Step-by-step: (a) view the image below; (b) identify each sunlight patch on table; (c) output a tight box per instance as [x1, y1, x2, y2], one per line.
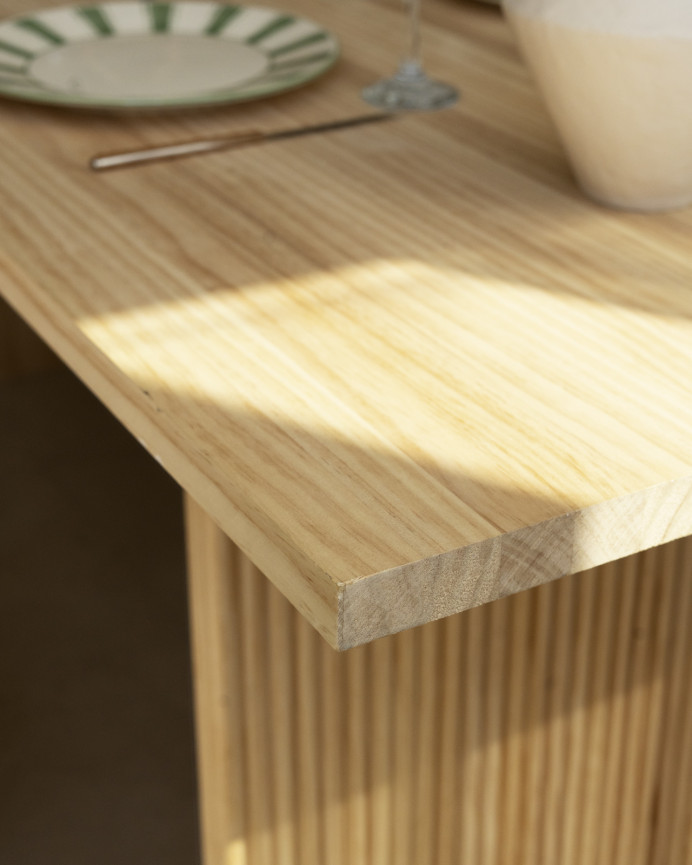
[77, 256, 692, 520]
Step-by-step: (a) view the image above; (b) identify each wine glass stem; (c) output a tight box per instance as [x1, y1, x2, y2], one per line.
[402, 0, 422, 72]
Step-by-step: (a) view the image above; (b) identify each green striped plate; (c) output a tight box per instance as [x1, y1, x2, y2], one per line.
[0, 2, 339, 108]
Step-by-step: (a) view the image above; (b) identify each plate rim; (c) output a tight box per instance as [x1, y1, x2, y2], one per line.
[0, 0, 340, 109]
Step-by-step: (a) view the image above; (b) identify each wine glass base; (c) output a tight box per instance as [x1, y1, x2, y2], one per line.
[362, 65, 458, 111]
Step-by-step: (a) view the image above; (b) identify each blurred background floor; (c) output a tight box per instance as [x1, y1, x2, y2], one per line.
[0, 367, 200, 865]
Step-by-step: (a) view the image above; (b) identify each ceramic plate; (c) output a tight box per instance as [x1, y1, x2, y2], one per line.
[0, 1, 339, 108]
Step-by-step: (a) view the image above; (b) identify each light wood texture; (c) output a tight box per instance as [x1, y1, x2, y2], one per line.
[2, 0, 692, 645]
[185, 495, 692, 865]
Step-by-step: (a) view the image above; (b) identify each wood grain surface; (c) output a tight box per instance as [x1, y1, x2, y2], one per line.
[186, 495, 692, 865]
[1, 0, 692, 646]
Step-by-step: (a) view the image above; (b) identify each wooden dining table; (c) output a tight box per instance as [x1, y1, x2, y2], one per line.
[1, 0, 691, 863]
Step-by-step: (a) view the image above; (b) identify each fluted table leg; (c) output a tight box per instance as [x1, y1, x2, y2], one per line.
[184, 493, 692, 865]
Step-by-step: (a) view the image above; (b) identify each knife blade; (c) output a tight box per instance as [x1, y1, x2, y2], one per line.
[90, 112, 393, 172]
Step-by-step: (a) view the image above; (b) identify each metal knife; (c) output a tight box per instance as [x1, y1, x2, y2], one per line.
[90, 112, 393, 172]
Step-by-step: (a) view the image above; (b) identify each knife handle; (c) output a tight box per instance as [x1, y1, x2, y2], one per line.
[90, 130, 264, 171]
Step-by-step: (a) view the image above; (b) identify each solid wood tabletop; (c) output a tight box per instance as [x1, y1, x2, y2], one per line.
[2, 0, 692, 648]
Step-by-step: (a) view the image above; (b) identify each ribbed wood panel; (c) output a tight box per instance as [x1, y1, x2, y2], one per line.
[185, 496, 692, 865]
